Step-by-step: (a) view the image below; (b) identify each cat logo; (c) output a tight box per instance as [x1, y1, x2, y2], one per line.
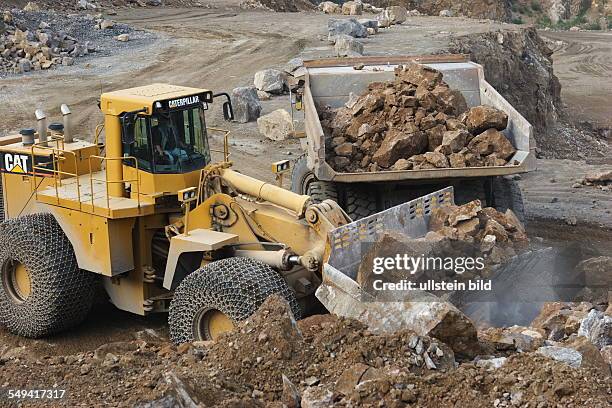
[4, 153, 30, 174]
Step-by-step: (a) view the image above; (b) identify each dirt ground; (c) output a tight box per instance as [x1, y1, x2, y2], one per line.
[0, 3, 611, 405]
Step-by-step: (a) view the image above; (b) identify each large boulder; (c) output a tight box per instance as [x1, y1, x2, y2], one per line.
[230, 86, 262, 123]
[467, 129, 516, 160]
[257, 109, 293, 141]
[386, 6, 408, 24]
[358, 19, 379, 32]
[254, 69, 287, 95]
[334, 34, 364, 57]
[372, 127, 427, 168]
[464, 105, 508, 134]
[328, 18, 368, 40]
[375, 10, 392, 28]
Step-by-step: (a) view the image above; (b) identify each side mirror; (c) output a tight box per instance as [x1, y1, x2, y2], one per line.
[120, 114, 136, 145]
[222, 101, 234, 122]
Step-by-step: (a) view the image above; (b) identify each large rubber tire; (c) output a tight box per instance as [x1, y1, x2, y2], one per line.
[344, 185, 379, 220]
[0, 213, 97, 338]
[454, 177, 526, 224]
[290, 155, 313, 195]
[169, 257, 301, 344]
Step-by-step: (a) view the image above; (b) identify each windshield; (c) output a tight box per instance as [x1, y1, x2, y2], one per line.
[123, 107, 210, 174]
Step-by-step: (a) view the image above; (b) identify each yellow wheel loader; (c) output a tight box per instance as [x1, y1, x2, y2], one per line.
[0, 83, 466, 343]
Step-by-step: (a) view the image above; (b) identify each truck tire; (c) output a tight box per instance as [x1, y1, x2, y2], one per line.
[169, 257, 301, 344]
[453, 178, 525, 224]
[0, 213, 96, 338]
[344, 185, 378, 220]
[290, 155, 314, 195]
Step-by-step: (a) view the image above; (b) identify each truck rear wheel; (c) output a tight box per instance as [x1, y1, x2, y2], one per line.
[0, 213, 96, 338]
[344, 185, 379, 220]
[169, 257, 301, 344]
[290, 155, 340, 205]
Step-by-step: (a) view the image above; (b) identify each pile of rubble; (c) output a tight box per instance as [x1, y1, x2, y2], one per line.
[321, 64, 518, 173]
[0, 8, 141, 75]
[239, 0, 316, 12]
[1, 295, 609, 407]
[573, 169, 612, 191]
[428, 200, 529, 264]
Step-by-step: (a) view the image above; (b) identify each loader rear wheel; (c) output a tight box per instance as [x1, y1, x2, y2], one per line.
[0, 213, 97, 338]
[169, 257, 301, 344]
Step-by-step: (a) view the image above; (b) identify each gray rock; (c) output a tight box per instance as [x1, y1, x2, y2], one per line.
[334, 34, 363, 57]
[387, 6, 408, 24]
[17, 59, 32, 73]
[231, 86, 262, 123]
[62, 57, 74, 66]
[328, 18, 367, 41]
[439, 9, 454, 17]
[536, 346, 582, 368]
[146, 0, 162, 5]
[254, 69, 287, 95]
[77, 0, 98, 10]
[358, 19, 379, 32]
[284, 57, 303, 73]
[301, 387, 333, 408]
[475, 356, 507, 370]
[578, 309, 611, 349]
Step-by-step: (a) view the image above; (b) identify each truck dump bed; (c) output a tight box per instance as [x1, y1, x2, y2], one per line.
[302, 55, 536, 183]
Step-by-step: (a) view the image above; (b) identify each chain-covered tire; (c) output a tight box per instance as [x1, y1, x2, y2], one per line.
[169, 257, 301, 344]
[344, 185, 379, 220]
[0, 213, 97, 338]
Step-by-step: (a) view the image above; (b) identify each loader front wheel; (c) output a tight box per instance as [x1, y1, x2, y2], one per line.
[0, 213, 97, 338]
[169, 257, 301, 344]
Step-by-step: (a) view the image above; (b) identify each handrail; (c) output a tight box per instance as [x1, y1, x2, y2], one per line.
[87, 155, 141, 216]
[207, 127, 231, 162]
[30, 137, 80, 210]
[94, 123, 105, 146]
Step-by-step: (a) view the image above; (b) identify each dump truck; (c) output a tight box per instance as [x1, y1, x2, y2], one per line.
[0, 83, 468, 343]
[290, 55, 536, 220]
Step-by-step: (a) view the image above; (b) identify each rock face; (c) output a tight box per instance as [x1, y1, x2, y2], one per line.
[328, 18, 368, 40]
[257, 109, 293, 141]
[334, 34, 363, 57]
[231, 86, 262, 123]
[254, 68, 287, 95]
[320, 64, 517, 173]
[450, 27, 562, 143]
[366, 0, 511, 21]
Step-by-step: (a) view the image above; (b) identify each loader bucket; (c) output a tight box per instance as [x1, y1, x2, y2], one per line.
[316, 187, 579, 331]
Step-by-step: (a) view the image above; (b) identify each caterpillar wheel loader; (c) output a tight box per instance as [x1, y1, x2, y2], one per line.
[0, 83, 493, 344]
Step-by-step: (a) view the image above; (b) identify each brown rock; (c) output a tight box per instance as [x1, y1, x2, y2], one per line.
[456, 218, 480, 237]
[416, 86, 437, 110]
[445, 118, 467, 131]
[429, 206, 453, 230]
[449, 152, 466, 168]
[331, 136, 346, 148]
[432, 85, 468, 115]
[423, 151, 449, 168]
[396, 63, 443, 90]
[391, 158, 412, 170]
[334, 142, 355, 157]
[468, 129, 516, 160]
[426, 124, 446, 151]
[437, 130, 468, 154]
[447, 200, 482, 226]
[465, 105, 508, 134]
[566, 337, 611, 376]
[484, 153, 507, 167]
[531, 302, 569, 334]
[335, 363, 370, 395]
[482, 219, 509, 242]
[419, 113, 437, 130]
[584, 170, 612, 184]
[333, 156, 350, 170]
[372, 127, 427, 168]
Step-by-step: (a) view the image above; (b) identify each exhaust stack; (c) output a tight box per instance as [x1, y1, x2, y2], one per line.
[35, 109, 47, 146]
[20, 128, 35, 146]
[60, 104, 73, 143]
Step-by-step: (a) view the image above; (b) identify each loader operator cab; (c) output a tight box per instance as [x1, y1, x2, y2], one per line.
[121, 100, 211, 174]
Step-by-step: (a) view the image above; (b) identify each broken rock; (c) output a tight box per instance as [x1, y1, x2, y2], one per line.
[464, 105, 508, 134]
[372, 128, 427, 168]
[334, 34, 364, 57]
[386, 6, 408, 24]
[342, 1, 363, 16]
[467, 129, 516, 160]
[257, 109, 293, 141]
[319, 1, 341, 14]
[536, 346, 582, 368]
[578, 309, 611, 349]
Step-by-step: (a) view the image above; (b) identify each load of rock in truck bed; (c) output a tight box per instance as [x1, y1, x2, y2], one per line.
[320, 63, 519, 173]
